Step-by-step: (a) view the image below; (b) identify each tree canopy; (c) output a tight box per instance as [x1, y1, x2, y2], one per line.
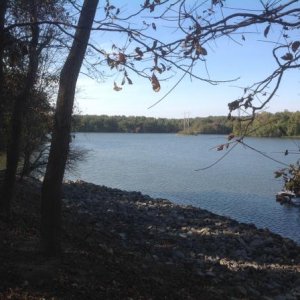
[73, 111, 300, 137]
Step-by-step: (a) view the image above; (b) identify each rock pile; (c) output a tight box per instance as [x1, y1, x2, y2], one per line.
[62, 180, 300, 299]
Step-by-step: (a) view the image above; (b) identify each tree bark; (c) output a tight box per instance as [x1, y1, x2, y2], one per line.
[0, 1, 8, 149]
[0, 0, 7, 90]
[0, 2, 39, 216]
[40, 0, 98, 256]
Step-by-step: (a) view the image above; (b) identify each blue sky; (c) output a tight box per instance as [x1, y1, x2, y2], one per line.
[75, 0, 299, 118]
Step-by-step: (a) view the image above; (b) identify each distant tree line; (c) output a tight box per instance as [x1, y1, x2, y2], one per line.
[182, 116, 233, 135]
[72, 115, 182, 133]
[73, 111, 300, 137]
[236, 111, 300, 137]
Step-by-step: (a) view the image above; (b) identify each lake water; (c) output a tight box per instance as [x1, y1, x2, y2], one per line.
[67, 133, 300, 244]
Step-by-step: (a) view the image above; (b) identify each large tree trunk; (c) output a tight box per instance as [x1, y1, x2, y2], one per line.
[0, 2, 39, 216]
[40, 0, 98, 256]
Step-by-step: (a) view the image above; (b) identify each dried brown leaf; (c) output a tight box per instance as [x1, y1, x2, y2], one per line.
[154, 66, 162, 74]
[196, 45, 207, 56]
[199, 46, 207, 55]
[291, 41, 300, 53]
[143, 0, 150, 8]
[264, 24, 271, 38]
[281, 53, 293, 61]
[274, 171, 283, 178]
[135, 47, 143, 57]
[154, 55, 158, 66]
[151, 73, 160, 92]
[125, 71, 133, 84]
[151, 40, 158, 50]
[118, 53, 126, 64]
[228, 133, 235, 141]
[113, 82, 122, 91]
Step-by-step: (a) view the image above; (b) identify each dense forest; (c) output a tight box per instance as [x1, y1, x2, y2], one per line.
[73, 111, 300, 137]
[241, 111, 300, 137]
[72, 115, 182, 133]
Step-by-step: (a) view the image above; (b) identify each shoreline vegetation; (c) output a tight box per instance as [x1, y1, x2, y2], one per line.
[73, 111, 300, 137]
[1, 177, 299, 299]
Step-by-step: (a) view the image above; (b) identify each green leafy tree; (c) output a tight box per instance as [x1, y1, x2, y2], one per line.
[0, 0, 69, 216]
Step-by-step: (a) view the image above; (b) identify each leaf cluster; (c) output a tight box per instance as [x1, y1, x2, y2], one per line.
[275, 161, 300, 194]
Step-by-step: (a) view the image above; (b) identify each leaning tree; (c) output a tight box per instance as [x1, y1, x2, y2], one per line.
[39, 0, 233, 255]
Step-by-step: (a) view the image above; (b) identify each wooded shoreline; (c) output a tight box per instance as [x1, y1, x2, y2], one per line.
[73, 111, 300, 137]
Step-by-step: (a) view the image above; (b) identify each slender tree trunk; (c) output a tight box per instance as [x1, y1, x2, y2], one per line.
[20, 149, 31, 180]
[0, 1, 7, 149]
[0, 2, 39, 216]
[40, 0, 98, 256]
[0, 0, 7, 89]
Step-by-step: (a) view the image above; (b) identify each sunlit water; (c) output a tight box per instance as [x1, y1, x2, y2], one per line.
[67, 133, 300, 244]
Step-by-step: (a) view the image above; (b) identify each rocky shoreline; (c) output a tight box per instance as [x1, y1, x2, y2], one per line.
[1, 178, 300, 299]
[63, 180, 300, 299]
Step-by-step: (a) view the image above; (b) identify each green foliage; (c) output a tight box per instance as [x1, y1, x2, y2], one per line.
[188, 116, 233, 135]
[73, 111, 300, 137]
[73, 115, 182, 133]
[233, 111, 300, 137]
[73, 115, 234, 134]
[275, 161, 300, 194]
[19, 90, 54, 177]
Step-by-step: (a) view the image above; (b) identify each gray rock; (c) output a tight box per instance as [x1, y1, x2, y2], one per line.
[234, 249, 248, 260]
[172, 250, 185, 259]
[59, 179, 300, 298]
[119, 233, 127, 240]
[249, 238, 265, 248]
[274, 295, 288, 300]
[236, 286, 247, 296]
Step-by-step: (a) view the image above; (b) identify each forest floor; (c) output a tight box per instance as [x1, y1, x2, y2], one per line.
[0, 178, 300, 300]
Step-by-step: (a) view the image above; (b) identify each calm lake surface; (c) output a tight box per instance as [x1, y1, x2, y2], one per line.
[68, 133, 300, 244]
